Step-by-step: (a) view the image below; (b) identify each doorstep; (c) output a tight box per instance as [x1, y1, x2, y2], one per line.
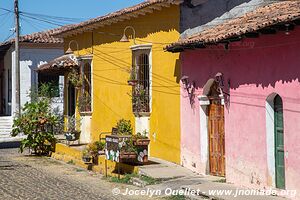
[139, 157, 199, 180]
[182, 182, 287, 200]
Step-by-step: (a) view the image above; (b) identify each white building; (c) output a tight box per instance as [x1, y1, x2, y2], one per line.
[0, 30, 64, 142]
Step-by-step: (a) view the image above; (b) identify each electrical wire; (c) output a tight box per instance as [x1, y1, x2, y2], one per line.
[2, 32, 15, 42]
[20, 13, 65, 27]
[19, 11, 86, 23]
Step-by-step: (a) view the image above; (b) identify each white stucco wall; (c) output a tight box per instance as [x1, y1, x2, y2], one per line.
[3, 46, 13, 116]
[8, 47, 64, 115]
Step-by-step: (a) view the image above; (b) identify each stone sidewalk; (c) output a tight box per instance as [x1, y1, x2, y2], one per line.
[0, 148, 154, 200]
[142, 157, 290, 200]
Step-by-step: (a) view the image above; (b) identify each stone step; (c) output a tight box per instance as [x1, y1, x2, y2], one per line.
[0, 124, 13, 127]
[0, 127, 12, 132]
[0, 123, 13, 128]
[0, 130, 12, 133]
[0, 121, 13, 125]
[0, 120, 13, 123]
[0, 133, 11, 136]
[0, 116, 13, 120]
[0, 124, 12, 127]
[0, 132, 10, 137]
[0, 135, 25, 143]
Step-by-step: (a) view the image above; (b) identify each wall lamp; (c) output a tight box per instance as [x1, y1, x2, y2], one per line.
[65, 40, 79, 55]
[181, 75, 195, 104]
[215, 72, 230, 96]
[120, 26, 136, 45]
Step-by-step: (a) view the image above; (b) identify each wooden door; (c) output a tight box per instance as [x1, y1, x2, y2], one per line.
[208, 99, 225, 176]
[68, 82, 76, 116]
[274, 95, 285, 189]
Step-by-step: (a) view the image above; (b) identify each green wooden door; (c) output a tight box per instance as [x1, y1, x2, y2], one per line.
[274, 95, 285, 189]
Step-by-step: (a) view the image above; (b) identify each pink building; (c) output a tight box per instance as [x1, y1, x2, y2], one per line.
[167, 1, 300, 199]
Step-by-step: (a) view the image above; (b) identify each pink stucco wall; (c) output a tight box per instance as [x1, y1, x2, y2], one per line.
[180, 27, 300, 198]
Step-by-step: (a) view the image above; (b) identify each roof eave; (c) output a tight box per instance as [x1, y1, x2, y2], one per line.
[53, 0, 182, 38]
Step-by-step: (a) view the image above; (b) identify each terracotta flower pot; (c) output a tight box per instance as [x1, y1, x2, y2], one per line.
[82, 156, 92, 163]
[134, 139, 150, 146]
[119, 152, 137, 159]
[65, 131, 80, 141]
[127, 80, 138, 86]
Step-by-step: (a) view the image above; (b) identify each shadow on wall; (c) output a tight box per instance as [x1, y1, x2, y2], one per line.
[174, 59, 181, 84]
[181, 39, 300, 93]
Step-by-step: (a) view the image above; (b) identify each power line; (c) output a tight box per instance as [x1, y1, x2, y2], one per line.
[20, 11, 86, 22]
[2, 31, 15, 42]
[20, 13, 65, 27]
[0, 11, 10, 16]
[0, 7, 13, 12]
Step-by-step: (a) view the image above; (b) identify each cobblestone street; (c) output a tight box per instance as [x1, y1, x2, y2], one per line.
[0, 148, 154, 200]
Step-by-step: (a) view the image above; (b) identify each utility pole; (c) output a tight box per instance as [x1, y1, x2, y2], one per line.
[14, 0, 21, 115]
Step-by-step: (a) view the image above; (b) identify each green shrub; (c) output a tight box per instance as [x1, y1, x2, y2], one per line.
[11, 85, 60, 155]
[116, 119, 133, 135]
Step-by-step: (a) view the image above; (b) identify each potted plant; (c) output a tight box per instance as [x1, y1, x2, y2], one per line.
[68, 68, 82, 89]
[87, 141, 106, 164]
[95, 141, 106, 155]
[116, 119, 133, 136]
[133, 130, 150, 163]
[82, 148, 92, 163]
[64, 115, 80, 142]
[78, 92, 91, 113]
[133, 131, 150, 146]
[127, 68, 138, 86]
[119, 138, 137, 161]
[132, 86, 149, 114]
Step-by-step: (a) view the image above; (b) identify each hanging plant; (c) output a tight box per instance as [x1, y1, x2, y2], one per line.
[132, 86, 149, 113]
[127, 67, 138, 86]
[68, 68, 82, 88]
[78, 92, 91, 113]
[64, 115, 81, 141]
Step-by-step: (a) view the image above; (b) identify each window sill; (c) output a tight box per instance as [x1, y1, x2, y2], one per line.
[133, 112, 150, 117]
[80, 111, 92, 116]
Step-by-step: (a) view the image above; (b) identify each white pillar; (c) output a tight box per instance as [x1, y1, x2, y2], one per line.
[198, 95, 210, 174]
[11, 50, 16, 116]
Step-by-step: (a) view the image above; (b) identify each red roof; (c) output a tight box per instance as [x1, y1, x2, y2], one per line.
[36, 54, 78, 75]
[52, 0, 181, 37]
[166, 1, 300, 51]
[0, 29, 63, 48]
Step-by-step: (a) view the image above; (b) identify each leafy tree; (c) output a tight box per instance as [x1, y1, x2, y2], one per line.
[11, 83, 60, 155]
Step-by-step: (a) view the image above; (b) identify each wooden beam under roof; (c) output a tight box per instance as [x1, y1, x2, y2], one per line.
[244, 32, 259, 38]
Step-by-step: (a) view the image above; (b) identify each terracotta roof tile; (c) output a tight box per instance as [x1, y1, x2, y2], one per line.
[37, 54, 78, 75]
[0, 29, 63, 48]
[52, 0, 180, 37]
[166, 1, 300, 51]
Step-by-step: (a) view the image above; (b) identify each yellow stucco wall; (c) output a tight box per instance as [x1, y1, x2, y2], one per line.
[65, 5, 181, 164]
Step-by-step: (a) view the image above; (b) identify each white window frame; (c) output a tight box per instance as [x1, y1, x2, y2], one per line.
[130, 44, 152, 114]
[78, 55, 93, 114]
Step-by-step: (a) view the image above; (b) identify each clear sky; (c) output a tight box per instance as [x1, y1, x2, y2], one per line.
[0, 0, 144, 42]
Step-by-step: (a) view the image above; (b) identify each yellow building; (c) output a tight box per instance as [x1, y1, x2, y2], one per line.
[51, 0, 181, 164]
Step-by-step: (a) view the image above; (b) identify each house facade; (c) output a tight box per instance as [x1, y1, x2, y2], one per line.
[49, 0, 182, 163]
[167, 0, 300, 198]
[0, 31, 64, 142]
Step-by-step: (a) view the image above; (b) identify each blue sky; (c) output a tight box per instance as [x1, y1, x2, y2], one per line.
[0, 0, 144, 42]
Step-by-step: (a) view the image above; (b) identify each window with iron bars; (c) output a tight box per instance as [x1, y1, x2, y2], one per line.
[79, 62, 92, 112]
[132, 52, 150, 114]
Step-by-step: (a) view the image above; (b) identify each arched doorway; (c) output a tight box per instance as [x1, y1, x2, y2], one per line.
[274, 95, 285, 189]
[207, 81, 225, 176]
[266, 93, 285, 189]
